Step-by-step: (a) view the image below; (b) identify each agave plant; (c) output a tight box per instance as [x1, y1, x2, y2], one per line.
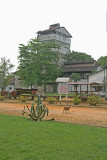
[22, 96, 49, 121]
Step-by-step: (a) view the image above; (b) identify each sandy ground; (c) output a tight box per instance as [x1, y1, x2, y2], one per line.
[0, 100, 107, 128]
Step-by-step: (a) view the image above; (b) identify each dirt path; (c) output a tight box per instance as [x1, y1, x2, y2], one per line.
[0, 101, 107, 128]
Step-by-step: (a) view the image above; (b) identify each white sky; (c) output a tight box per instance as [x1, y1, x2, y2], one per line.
[0, 0, 107, 71]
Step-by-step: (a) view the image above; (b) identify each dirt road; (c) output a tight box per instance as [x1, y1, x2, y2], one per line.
[0, 101, 107, 128]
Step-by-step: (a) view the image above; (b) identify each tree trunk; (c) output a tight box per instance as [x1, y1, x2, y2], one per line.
[44, 84, 46, 93]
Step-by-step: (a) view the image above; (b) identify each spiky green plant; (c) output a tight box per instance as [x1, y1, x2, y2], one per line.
[22, 96, 48, 121]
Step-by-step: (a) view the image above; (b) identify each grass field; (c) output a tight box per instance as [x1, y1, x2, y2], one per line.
[0, 114, 107, 160]
[45, 92, 75, 97]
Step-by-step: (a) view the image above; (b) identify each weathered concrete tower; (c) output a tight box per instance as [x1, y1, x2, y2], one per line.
[37, 23, 72, 64]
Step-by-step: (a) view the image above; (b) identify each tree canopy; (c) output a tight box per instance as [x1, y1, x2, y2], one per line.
[66, 51, 94, 62]
[70, 73, 81, 82]
[0, 57, 14, 90]
[17, 38, 61, 90]
[97, 56, 107, 66]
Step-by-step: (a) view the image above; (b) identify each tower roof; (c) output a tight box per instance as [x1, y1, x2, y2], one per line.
[37, 23, 72, 38]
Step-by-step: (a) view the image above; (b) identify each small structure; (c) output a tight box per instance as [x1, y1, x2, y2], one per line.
[68, 82, 99, 97]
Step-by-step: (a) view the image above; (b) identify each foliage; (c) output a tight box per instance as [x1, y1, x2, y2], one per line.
[45, 92, 61, 96]
[70, 73, 81, 82]
[22, 96, 49, 121]
[17, 38, 61, 90]
[0, 57, 14, 90]
[46, 96, 56, 103]
[69, 92, 76, 97]
[66, 50, 94, 62]
[97, 56, 107, 66]
[34, 97, 38, 103]
[73, 97, 81, 105]
[0, 114, 107, 160]
[45, 92, 77, 97]
[88, 95, 103, 106]
[0, 95, 4, 101]
[18, 96, 27, 102]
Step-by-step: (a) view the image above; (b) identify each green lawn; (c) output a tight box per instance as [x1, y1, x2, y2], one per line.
[45, 92, 75, 97]
[0, 114, 107, 160]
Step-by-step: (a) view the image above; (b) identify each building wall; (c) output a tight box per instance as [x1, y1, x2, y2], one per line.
[46, 85, 54, 93]
[38, 33, 70, 57]
[56, 28, 71, 37]
[5, 85, 14, 92]
[14, 75, 31, 89]
[88, 69, 107, 97]
[89, 70, 104, 83]
[37, 25, 71, 64]
[38, 33, 71, 45]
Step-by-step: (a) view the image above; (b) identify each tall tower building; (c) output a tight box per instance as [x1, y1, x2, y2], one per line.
[37, 23, 72, 64]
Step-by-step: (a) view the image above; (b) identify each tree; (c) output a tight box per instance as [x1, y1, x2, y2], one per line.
[70, 73, 81, 82]
[97, 56, 107, 66]
[66, 51, 94, 62]
[0, 57, 14, 90]
[70, 73, 81, 97]
[17, 38, 61, 91]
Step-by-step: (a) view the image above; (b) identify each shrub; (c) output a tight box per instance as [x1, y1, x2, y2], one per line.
[18, 96, 27, 102]
[73, 97, 81, 105]
[0, 95, 4, 101]
[88, 95, 103, 106]
[46, 97, 56, 104]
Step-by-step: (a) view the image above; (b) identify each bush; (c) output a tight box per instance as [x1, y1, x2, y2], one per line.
[0, 95, 4, 101]
[18, 96, 27, 102]
[46, 97, 56, 104]
[73, 97, 81, 105]
[88, 95, 103, 106]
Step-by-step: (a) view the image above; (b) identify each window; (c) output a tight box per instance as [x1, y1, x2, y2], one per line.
[9, 87, 12, 90]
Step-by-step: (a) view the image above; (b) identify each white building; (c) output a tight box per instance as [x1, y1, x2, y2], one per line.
[88, 66, 107, 97]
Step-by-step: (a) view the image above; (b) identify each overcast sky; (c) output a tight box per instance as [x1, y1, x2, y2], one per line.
[0, 0, 107, 71]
